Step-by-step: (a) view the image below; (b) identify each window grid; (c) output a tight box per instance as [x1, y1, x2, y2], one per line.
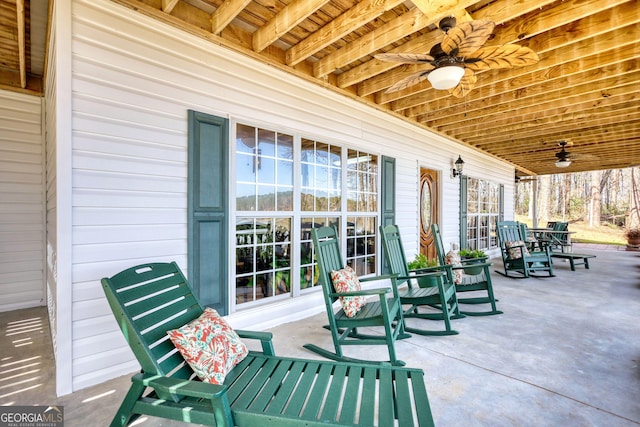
[467, 177, 499, 251]
[235, 123, 380, 307]
[235, 217, 291, 305]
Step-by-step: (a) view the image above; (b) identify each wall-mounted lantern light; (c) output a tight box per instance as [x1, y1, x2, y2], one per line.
[452, 155, 464, 178]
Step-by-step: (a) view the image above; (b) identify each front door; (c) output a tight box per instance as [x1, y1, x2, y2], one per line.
[420, 167, 439, 260]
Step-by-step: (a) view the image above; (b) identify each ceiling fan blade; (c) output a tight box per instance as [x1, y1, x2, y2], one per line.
[441, 20, 495, 57]
[465, 45, 539, 71]
[449, 68, 477, 98]
[374, 52, 434, 64]
[384, 70, 431, 93]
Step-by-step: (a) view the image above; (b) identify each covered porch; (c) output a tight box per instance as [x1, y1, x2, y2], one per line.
[1, 243, 638, 426]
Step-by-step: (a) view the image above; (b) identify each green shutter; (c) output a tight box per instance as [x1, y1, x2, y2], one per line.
[188, 110, 229, 314]
[499, 184, 504, 222]
[380, 156, 396, 274]
[459, 175, 468, 249]
[381, 156, 396, 227]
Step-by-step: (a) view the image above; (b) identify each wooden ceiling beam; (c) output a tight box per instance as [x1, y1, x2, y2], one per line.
[16, 0, 25, 88]
[253, 0, 330, 53]
[463, 111, 640, 146]
[473, 112, 639, 153]
[445, 90, 640, 139]
[285, 0, 405, 66]
[162, 0, 180, 14]
[313, 7, 430, 78]
[211, 0, 252, 35]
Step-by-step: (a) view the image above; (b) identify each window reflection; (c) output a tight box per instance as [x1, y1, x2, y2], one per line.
[235, 217, 291, 304]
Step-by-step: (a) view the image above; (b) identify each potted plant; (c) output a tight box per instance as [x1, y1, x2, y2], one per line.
[406, 254, 440, 288]
[458, 248, 488, 275]
[459, 248, 488, 261]
[623, 228, 640, 247]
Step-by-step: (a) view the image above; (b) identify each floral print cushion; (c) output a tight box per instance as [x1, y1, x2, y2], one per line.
[506, 240, 530, 259]
[444, 251, 464, 285]
[167, 307, 248, 385]
[330, 265, 367, 318]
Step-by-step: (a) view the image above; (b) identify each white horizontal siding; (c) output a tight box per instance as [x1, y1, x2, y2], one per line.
[0, 90, 45, 312]
[68, 0, 515, 391]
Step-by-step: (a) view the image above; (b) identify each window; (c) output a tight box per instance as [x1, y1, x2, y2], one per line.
[235, 125, 293, 304]
[346, 150, 378, 276]
[234, 124, 379, 306]
[466, 177, 500, 251]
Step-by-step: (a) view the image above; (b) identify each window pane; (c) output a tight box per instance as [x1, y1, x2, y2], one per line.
[277, 189, 293, 211]
[258, 157, 275, 184]
[258, 128, 275, 156]
[236, 124, 255, 154]
[277, 133, 293, 160]
[277, 160, 293, 185]
[236, 153, 256, 183]
[257, 186, 275, 211]
[236, 184, 255, 211]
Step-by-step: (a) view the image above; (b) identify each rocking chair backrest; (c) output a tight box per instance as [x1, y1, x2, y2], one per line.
[101, 262, 202, 380]
[379, 224, 411, 286]
[431, 224, 447, 267]
[311, 226, 346, 306]
[496, 221, 523, 248]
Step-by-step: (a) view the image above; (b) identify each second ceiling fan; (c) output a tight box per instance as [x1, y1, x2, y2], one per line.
[375, 17, 539, 98]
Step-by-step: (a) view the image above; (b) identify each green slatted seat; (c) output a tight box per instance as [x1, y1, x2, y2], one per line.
[102, 262, 434, 427]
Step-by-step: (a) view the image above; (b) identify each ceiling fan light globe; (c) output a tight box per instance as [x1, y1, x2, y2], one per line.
[428, 66, 465, 90]
[555, 159, 571, 168]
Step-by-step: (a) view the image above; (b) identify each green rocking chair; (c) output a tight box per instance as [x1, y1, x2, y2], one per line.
[431, 224, 502, 316]
[379, 224, 463, 335]
[496, 221, 554, 278]
[304, 226, 411, 366]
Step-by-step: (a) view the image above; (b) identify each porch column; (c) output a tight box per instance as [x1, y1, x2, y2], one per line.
[532, 178, 539, 228]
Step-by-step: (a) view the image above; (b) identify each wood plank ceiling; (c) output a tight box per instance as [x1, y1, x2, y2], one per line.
[2, 0, 638, 177]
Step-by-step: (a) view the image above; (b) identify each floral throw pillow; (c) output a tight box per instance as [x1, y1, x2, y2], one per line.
[330, 266, 367, 318]
[167, 307, 248, 385]
[506, 240, 530, 259]
[444, 250, 464, 284]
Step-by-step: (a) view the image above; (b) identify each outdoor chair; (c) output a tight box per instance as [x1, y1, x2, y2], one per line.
[541, 221, 572, 253]
[304, 226, 410, 366]
[431, 224, 502, 316]
[101, 261, 435, 427]
[518, 222, 543, 252]
[379, 224, 463, 335]
[496, 221, 554, 278]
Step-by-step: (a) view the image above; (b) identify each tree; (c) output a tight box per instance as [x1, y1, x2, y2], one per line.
[588, 170, 601, 227]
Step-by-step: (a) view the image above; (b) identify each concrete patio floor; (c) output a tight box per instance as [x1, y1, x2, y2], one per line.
[1, 244, 639, 426]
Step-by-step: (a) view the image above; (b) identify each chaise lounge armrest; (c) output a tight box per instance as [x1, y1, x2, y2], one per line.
[235, 330, 275, 356]
[135, 372, 227, 401]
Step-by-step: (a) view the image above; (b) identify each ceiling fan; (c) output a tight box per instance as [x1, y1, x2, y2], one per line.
[374, 17, 539, 97]
[555, 141, 572, 168]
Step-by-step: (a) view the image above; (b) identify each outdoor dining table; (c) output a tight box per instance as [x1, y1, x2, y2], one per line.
[528, 228, 575, 252]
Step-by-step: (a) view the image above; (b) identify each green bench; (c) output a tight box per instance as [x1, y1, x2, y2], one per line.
[550, 253, 596, 271]
[102, 262, 435, 427]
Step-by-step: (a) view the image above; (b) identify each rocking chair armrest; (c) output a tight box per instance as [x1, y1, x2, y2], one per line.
[359, 274, 398, 283]
[452, 262, 492, 269]
[405, 270, 446, 279]
[136, 373, 228, 400]
[236, 330, 275, 356]
[410, 265, 450, 274]
[329, 288, 390, 298]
